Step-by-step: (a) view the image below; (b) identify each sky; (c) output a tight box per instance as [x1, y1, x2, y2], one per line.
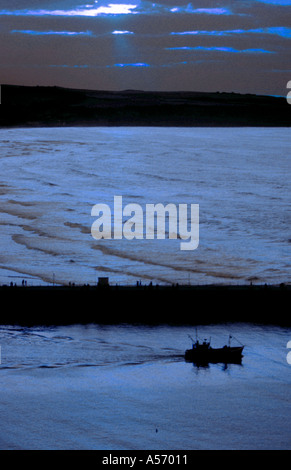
[0, 0, 291, 95]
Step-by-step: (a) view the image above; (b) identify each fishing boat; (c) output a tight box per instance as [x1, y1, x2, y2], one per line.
[185, 333, 244, 365]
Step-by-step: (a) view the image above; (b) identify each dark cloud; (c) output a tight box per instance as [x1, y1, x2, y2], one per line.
[0, 0, 290, 94]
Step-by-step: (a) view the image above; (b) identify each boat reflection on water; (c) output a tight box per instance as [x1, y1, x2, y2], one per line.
[184, 332, 244, 369]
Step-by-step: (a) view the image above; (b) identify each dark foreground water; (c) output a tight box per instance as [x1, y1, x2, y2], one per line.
[1, 323, 291, 450]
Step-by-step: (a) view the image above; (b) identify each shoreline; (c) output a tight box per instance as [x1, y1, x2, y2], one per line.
[1, 283, 290, 327]
[3, 124, 291, 129]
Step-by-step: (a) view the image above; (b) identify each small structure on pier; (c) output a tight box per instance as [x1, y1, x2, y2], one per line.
[98, 277, 109, 287]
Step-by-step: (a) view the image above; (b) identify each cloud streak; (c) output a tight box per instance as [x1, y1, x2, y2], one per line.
[170, 27, 291, 39]
[0, 1, 234, 17]
[0, 4, 139, 16]
[165, 46, 274, 54]
[11, 30, 94, 36]
[10, 26, 291, 40]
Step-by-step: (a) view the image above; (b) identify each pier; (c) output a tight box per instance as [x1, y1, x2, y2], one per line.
[0, 283, 289, 326]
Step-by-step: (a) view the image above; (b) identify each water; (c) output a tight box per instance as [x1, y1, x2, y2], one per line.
[0, 323, 291, 450]
[0, 127, 290, 286]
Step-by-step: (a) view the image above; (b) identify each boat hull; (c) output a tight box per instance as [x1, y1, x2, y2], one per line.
[185, 346, 244, 365]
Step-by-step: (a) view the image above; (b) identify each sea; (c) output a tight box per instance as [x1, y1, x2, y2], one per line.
[0, 126, 290, 450]
[0, 322, 291, 450]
